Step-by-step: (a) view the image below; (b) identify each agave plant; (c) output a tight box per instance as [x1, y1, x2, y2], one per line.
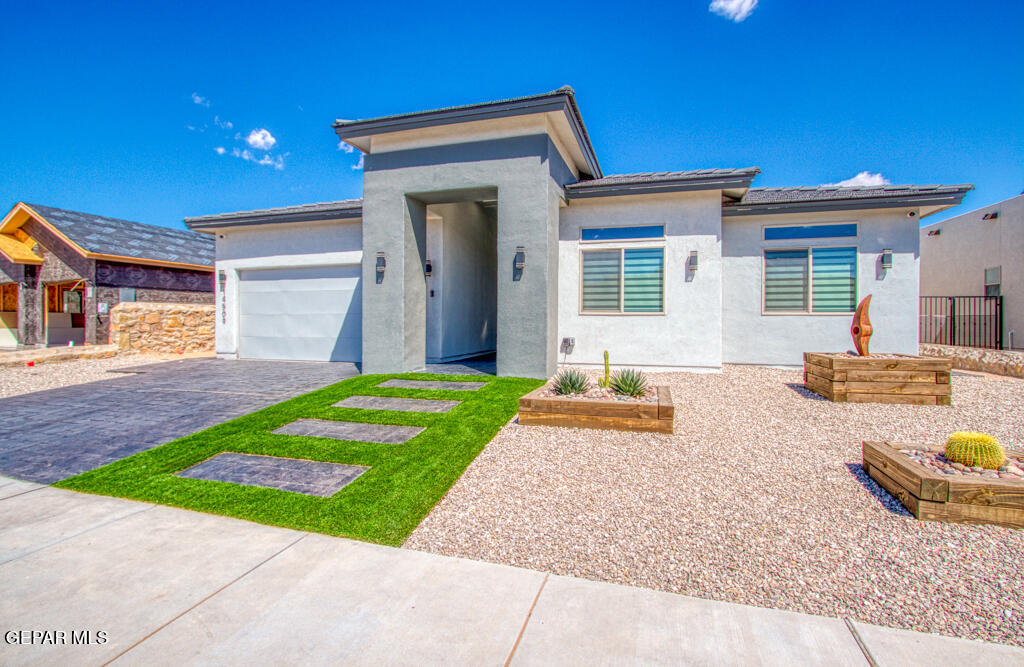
[609, 368, 649, 398]
[551, 368, 591, 395]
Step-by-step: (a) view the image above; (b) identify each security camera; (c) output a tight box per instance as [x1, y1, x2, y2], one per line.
[907, 211, 917, 218]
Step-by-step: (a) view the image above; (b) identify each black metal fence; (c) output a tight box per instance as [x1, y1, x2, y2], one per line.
[920, 296, 1003, 350]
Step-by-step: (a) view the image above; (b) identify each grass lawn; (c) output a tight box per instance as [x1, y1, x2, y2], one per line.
[57, 373, 542, 546]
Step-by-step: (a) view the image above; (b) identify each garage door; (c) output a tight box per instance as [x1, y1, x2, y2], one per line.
[238, 265, 362, 362]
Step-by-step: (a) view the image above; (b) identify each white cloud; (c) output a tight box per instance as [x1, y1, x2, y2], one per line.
[214, 146, 226, 155]
[709, 0, 758, 22]
[223, 146, 285, 170]
[246, 128, 277, 150]
[214, 115, 233, 130]
[337, 140, 354, 153]
[352, 154, 364, 170]
[191, 92, 210, 107]
[829, 171, 891, 187]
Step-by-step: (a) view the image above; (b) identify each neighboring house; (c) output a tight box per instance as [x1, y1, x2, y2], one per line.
[185, 88, 971, 378]
[0, 203, 215, 348]
[920, 193, 1024, 350]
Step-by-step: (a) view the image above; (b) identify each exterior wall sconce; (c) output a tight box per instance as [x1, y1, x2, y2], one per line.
[982, 211, 999, 220]
[881, 249, 893, 270]
[513, 246, 526, 282]
[375, 252, 386, 284]
[687, 251, 699, 272]
[927, 229, 941, 236]
[425, 259, 433, 278]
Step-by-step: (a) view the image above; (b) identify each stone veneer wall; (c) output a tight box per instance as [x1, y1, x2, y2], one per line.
[920, 344, 1024, 379]
[109, 302, 215, 354]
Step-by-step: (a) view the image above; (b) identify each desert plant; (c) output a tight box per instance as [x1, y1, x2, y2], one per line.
[598, 350, 611, 388]
[610, 368, 649, 398]
[551, 368, 591, 395]
[944, 432, 1006, 470]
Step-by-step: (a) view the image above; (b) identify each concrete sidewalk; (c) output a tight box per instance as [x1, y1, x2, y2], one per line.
[1, 479, 1021, 666]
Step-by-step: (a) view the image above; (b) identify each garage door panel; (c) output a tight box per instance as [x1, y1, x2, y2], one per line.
[237, 265, 362, 362]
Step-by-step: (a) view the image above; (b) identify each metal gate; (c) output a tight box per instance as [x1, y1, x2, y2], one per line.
[919, 296, 1003, 349]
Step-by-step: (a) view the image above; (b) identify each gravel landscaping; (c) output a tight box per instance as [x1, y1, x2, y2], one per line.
[405, 365, 1024, 647]
[0, 354, 184, 398]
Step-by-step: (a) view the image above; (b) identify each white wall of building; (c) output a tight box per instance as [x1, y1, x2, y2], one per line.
[557, 190, 724, 371]
[920, 194, 1023, 349]
[212, 218, 362, 358]
[722, 208, 921, 365]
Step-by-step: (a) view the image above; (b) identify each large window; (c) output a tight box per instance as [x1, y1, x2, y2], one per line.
[764, 223, 857, 241]
[581, 247, 665, 313]
[764, 246, 857, 314]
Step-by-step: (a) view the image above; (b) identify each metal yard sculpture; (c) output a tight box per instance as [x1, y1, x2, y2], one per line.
[850, 295, 873, 356]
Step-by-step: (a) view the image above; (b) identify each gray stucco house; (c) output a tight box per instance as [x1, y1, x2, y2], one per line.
[185, 87, 971, 378]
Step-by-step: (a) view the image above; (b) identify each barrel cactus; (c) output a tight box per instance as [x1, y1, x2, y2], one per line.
[944, 432, 1006, 470]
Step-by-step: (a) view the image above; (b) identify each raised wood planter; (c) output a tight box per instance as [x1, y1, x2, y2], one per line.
[862, 441, 1024, 529]
[518, 386, 674, 434]
[804, 353, 953, 405]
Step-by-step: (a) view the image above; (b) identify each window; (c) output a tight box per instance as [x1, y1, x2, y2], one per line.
[581, 225, 664, 242]
[764, 246, 857, 313]
[985, 267, 1001, 297]
[764, 223, 857, 241]
[581, 247, 665, 313]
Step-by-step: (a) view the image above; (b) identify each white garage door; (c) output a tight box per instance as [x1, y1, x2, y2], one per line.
[238, 265, 362, 362]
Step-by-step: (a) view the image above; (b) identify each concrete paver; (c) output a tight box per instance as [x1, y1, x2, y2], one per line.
[377, 379, 486, 391]
[334, 395, 462, 413]
[176, 452, 368, 496]
[273, 418, 425, 444]
[1, 481, 1021, 666]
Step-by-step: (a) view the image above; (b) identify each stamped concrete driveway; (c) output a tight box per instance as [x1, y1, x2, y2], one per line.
[0, 358, 358, 484]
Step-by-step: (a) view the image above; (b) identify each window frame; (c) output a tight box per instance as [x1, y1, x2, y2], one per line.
[579, 224, 666, 244]
[984, 266, 1001, 297]
[579, 245, 667, 316]
[761, 244, 859, 316]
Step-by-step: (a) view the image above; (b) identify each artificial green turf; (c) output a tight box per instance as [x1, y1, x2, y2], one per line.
[56, 373, 542, 546]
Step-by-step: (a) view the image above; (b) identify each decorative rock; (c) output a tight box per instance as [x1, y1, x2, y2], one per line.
[109, 302, 215, 354]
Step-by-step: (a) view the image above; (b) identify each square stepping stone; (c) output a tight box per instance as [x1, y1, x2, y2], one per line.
[333, 395, 461, 413]
[273, 419, 424, 444]
[176, 452, 367, 497]
[376, 379, 486, 391]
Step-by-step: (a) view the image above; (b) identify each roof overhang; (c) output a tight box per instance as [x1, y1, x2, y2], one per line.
[1, 202, 213, 272]
[722, 187, 973, 218]
[566, 169, 760, 200]
[332, 88, 602, 179]
[185, 200, 364, 232]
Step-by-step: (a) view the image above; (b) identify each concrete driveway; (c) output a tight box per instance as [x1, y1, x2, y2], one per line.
[0, 358, 358, 484]
[2, 480, 1022, 666]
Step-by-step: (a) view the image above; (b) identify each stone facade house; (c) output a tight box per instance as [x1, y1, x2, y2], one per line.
[0, 202, 214, 348]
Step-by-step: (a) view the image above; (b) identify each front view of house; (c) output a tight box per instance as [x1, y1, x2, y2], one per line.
[186, 88, 971, 378]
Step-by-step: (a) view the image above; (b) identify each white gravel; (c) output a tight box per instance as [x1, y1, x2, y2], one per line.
[406, 365, 1024, 647]
[0, 355, 163, 398]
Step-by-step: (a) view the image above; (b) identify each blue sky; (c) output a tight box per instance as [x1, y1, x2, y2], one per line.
[1, 0, 1021, 230]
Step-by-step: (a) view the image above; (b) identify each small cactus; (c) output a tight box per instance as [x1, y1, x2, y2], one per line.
[944, 432, 1006, 470]
[551, 368, 591, 395]
[609, 368, 649, 398]
[599, 350, 611, 388]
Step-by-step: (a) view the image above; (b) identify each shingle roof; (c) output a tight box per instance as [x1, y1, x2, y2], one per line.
[26, 203, 214, 267]
[733, 184, 973, 205]
[184, 199, 364, 230]
[570, 167, 761, 188]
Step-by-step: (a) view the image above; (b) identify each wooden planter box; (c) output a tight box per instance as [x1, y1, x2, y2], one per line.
[862, 441, 1024, 529]
[518, 386, 674, 434]
[804, 353, 953, 405]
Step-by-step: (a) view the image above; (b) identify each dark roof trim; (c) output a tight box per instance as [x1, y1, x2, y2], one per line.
[333, 88, 602, 178]
[566, 168, 760, 199]
[185, 200, 363, 231]
[722, 187, 972, 217]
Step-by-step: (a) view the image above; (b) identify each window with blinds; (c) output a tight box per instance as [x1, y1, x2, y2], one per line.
[581, 247, 665, 313]
[764, 246, 856, 313]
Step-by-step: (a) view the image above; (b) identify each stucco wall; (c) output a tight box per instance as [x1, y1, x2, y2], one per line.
[212, 218, 363, 358]
[722, 208, 921, 365]
[557, 191, 724, 371]
[425, 202, 497, 362]
[109, 302, 215, 353]
[920, 194, 1023, 349]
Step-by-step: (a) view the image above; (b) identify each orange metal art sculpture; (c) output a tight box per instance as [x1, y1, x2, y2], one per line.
[851, 295, 873, 356]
